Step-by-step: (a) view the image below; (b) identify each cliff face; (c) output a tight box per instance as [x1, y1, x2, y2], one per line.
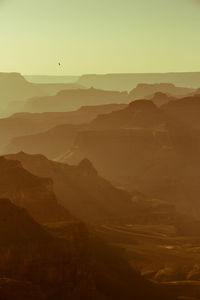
[0, 157, 72, 223]
[5, 152, 135, 224]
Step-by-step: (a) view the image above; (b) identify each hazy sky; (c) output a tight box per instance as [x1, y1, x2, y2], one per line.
[0, 0, 200, 75]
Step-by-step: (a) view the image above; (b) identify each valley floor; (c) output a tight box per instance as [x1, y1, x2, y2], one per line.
[95, 223, 200, 299]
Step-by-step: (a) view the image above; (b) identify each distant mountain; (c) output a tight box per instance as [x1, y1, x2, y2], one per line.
[0, 116, 43, 151]
[0, 157, 72, 223]
[77, 72, 200, 91]
[0, 72, 84, 115]
[22, 88, 130, 112]
[34, 82, 84, 95]
[10, 103, 127, 130]
[0, 73, 44, 110]
[129, 83, 193, 100]
[1, 104, 126, 155]
[5, 124, 84, 159]
[5, 152, 135, 224]
[25, 75, 79, 84]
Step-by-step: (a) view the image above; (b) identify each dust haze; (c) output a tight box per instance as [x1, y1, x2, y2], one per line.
[1, 0, 200, 299]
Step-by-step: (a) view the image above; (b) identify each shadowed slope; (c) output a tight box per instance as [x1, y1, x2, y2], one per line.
[0, 157, 72, 223]
[6, 152, 135, 224]
[0, 198, 174, 300]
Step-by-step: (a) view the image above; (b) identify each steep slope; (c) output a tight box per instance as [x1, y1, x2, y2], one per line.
[22, 88, 130, 112]
[77, 72, 200, 91]
[0, 157, 72, 223]
[0, 198, 174, 300]
[5, 152, 136, 224]
[0, 198, 49, 244]
[0, 198, 96, 299]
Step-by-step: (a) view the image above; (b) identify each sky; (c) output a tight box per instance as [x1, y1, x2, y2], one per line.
[0, 0, 200, 75]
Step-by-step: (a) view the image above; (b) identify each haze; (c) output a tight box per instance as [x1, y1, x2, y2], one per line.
[0, 0, 200, 75]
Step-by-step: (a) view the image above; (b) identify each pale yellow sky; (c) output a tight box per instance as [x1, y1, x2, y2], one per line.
[0, 0, 200, 75]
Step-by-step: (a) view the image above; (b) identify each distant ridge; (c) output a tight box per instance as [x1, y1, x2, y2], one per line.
[25, 75, 79, 84]
[78, 72, 200, 91]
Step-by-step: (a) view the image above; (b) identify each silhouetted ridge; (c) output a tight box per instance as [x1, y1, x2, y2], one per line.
[78, 158, 98, 176]
[128, 99, 155, 109]
[91, 99, 167, 129]
[78, 72, 200, 91]
[5, 152, 135, 223]
[23, 87, 130, 113]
